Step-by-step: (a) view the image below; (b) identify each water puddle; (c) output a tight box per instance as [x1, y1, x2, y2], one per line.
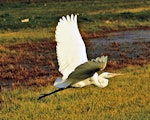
[87, 30, 150, 61]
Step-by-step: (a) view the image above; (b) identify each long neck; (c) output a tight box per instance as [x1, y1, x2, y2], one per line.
[97, 74, 109, 88]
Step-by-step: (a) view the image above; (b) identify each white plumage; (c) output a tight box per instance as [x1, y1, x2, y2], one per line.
[55, 14, 88, 80]
[38, 14, 123, 100]
[54, 14, 122, 89]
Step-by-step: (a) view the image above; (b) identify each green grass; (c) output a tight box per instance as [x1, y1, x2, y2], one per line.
[0, 0, 150, 44]
[0, 1, 150, 119]
[0, 64, 150, 120]
[0, 28, 54, 44]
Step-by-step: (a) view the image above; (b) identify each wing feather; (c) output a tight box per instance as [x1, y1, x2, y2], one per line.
[69, 56, 108, 83]
[57, 56, 108, 88]
[55, 14, 88, 80]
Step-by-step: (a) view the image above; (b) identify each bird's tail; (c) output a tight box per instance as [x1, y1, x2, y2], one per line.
[54, 77, 71, 88]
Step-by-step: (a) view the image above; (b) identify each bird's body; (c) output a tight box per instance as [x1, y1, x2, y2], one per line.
[38, 14, 122, 100]
[72, 73, 99, 88]
[54, 55, 108, 88]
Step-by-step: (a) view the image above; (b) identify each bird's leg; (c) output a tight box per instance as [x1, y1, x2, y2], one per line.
[38, 88, 65, 100]
[38, 87, 71, 100]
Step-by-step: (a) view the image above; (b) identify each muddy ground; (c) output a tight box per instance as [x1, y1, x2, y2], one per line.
[0, 29, 150, 88]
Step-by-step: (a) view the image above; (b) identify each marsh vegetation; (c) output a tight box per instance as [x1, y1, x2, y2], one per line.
[0, 0, 150, 119]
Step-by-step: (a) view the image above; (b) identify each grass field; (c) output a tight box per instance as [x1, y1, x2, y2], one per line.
[0, 1, 150, 120]
[0, 0, 150, 44]
[0, 64, 150, 120]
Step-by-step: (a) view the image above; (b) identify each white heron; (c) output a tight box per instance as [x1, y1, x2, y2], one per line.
[38, 14, 122, 100]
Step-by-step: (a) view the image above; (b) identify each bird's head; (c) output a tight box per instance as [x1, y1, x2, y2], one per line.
[98, 72, 123, 88]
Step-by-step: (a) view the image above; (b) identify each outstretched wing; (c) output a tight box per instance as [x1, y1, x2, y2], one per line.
[55, 14, 88, 80]
[91, 56, 107, 71]
[56, 56, 108, 88]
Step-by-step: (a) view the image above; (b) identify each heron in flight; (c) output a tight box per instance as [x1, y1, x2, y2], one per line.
[38, 14, 122, 100]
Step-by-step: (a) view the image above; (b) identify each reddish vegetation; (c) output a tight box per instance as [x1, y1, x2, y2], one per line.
[0, 30, 150, 88]
[0, 41, 60, 87]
